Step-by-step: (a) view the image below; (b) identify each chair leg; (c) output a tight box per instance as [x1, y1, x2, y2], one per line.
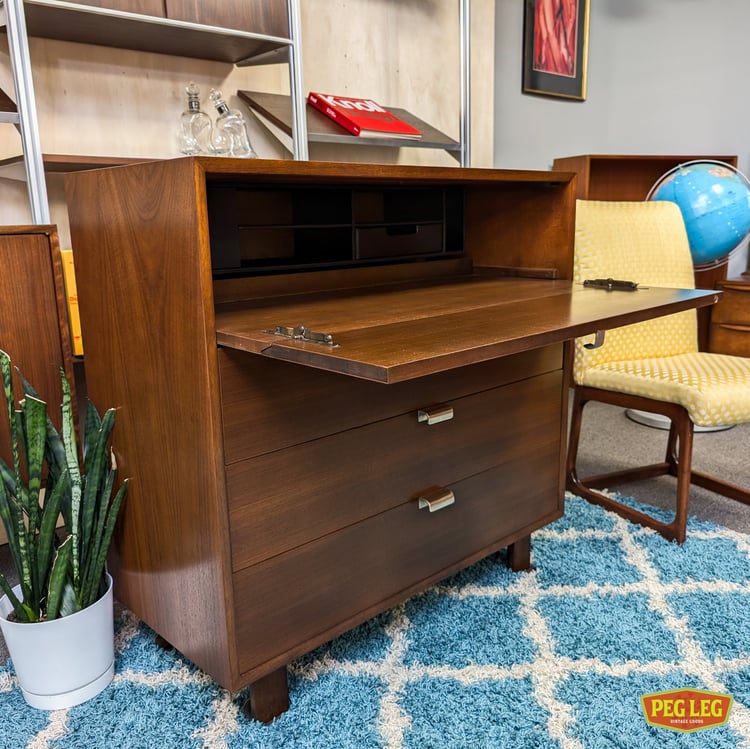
[567, 385, 750, 543]
[665, 418, 750, 506]
[668, 410, 694, 545]
[566, 386, 692, 543]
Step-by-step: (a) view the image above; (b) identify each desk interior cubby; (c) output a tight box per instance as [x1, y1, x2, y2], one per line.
[207, 182, 464, 276]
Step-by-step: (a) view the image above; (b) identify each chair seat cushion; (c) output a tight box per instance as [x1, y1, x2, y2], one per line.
[578, 352, 750, 427]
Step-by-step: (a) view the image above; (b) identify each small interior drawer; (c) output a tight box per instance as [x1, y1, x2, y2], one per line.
[355, 223, 444, 259]
[219, 345, 562, 464]
[228, 370, 563, 569]
[233, 449, 562, 676]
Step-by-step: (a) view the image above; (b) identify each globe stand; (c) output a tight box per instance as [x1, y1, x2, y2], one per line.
[625, 409, 734, 433]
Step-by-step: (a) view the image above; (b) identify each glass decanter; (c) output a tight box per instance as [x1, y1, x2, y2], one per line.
[208, 88, 257, 158]
[178, 81, 212, 155]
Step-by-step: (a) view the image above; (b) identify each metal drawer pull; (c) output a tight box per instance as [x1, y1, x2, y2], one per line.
[717, 323, 750, 333]
[417, 404, 454, 425]
[418, 487, 455, 512]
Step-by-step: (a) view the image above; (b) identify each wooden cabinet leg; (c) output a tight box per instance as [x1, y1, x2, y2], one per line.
[242, 666, 290, 723]
[154, 634, 174, 651]
[507, 535, 531, 571]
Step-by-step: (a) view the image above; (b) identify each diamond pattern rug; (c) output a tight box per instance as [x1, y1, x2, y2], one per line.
[3, 493, 750, 748]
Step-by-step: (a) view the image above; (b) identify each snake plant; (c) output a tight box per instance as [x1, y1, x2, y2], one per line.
[0, 349, 128, 622]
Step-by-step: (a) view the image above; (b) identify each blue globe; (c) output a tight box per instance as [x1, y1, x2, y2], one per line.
[650, 161, 750, 266]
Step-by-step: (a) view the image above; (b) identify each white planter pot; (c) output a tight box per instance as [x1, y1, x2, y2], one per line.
[0, 573, 114, 710]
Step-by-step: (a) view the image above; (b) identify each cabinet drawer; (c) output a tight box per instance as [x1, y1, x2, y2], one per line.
[228, 370, 563, 569]
[219, 345, 562, 463]
[233, 451, 561, 676]
[712, 282, 750, 326]
[709, 323, 750, 357]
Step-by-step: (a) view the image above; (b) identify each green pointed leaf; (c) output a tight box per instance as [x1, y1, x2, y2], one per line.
[45, 536, 73, 621]
[36, 470, 70, 592]
[83, 476, 128, 608]
[0, 573, 36, 622]
[60, 375, 82, 591]
[59, 581, 81, 618]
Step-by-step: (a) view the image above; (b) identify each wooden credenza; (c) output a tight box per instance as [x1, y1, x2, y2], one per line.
[65, 158, 717, 721]
[710, 277, 750, 355]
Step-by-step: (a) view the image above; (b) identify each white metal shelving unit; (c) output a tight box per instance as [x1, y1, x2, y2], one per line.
[1, 0, 471, 225]
[0, 0, 308, 224]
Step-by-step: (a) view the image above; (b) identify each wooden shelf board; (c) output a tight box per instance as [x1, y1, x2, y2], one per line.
[0, 87, 17, 113]
[239, 91, 461, 152]
[0, 153, 155, 180]
[8, 1, 291, 64]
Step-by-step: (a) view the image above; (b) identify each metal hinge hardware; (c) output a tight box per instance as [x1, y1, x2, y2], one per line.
[265, 324, 339, 347]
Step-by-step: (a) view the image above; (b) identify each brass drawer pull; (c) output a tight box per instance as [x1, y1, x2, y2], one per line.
[417, 404, 454, 425]
[418, 486, 455, 512]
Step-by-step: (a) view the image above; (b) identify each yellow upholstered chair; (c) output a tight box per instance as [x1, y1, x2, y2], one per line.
[566, 199, 750, 543]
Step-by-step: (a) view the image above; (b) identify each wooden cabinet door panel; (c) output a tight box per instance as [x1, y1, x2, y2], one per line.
[164, 0, 288, 36]
[0, 229, 73, 467]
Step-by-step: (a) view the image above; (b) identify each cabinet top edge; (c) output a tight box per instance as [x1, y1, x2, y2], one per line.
[67, 156, 577, 186]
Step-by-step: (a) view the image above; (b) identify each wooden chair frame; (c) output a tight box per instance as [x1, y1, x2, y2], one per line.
[566, 385, 750, 544]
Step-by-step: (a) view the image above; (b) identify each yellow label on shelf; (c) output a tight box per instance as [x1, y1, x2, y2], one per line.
[60, 248, 84, 356]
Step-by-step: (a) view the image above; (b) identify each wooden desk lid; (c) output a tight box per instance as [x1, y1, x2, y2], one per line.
[214, 276, 718, 384]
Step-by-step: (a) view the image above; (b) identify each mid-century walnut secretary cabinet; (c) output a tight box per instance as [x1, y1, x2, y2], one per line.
[65, 158, 717, 721]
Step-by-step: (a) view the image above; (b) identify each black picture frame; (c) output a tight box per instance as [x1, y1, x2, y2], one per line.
[522, 0, 590, 101]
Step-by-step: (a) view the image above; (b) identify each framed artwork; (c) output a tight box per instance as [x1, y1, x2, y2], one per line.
[522, 0, 590, 100]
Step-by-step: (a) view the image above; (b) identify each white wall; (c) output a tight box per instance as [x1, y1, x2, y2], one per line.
[493, 0, 750, 274]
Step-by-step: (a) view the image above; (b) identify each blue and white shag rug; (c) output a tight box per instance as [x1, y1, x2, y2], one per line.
[3, 493, 750, 749]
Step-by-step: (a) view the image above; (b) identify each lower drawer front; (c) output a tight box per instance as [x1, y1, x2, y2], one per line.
[228, 370, 563, 569]
[709, 323, 750, 357]
[233, 448, 561, 676]
[712, 284, 750, 326]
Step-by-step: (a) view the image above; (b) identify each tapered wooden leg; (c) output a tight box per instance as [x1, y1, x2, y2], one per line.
[154, 634, 174, 651]
[507, 535, 531, 571]
[242, 667, 290, 723]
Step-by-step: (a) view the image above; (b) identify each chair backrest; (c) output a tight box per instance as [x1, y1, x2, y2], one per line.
[573, 199, 699, 383]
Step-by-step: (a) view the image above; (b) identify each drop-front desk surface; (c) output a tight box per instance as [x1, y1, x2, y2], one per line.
[65, 157, 718, 722]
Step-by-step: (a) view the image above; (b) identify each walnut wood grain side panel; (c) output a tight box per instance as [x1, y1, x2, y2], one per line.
[68, 0, 164, 14]
[552, 154, 738, 201]
[229, 370, 564, 569]
[464, 181, 576, 280]
[219, 346, 562, 463]
[0, 227, 75, 466]
[65, 159, 238, 688]
[233, 431, 563, 678]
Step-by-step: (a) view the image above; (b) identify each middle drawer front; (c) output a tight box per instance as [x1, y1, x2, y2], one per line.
[228, 370, 563, 570]
[219, 345, 562, 464]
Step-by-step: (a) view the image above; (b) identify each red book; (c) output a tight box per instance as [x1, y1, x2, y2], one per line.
[307, 92, 422, 139]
